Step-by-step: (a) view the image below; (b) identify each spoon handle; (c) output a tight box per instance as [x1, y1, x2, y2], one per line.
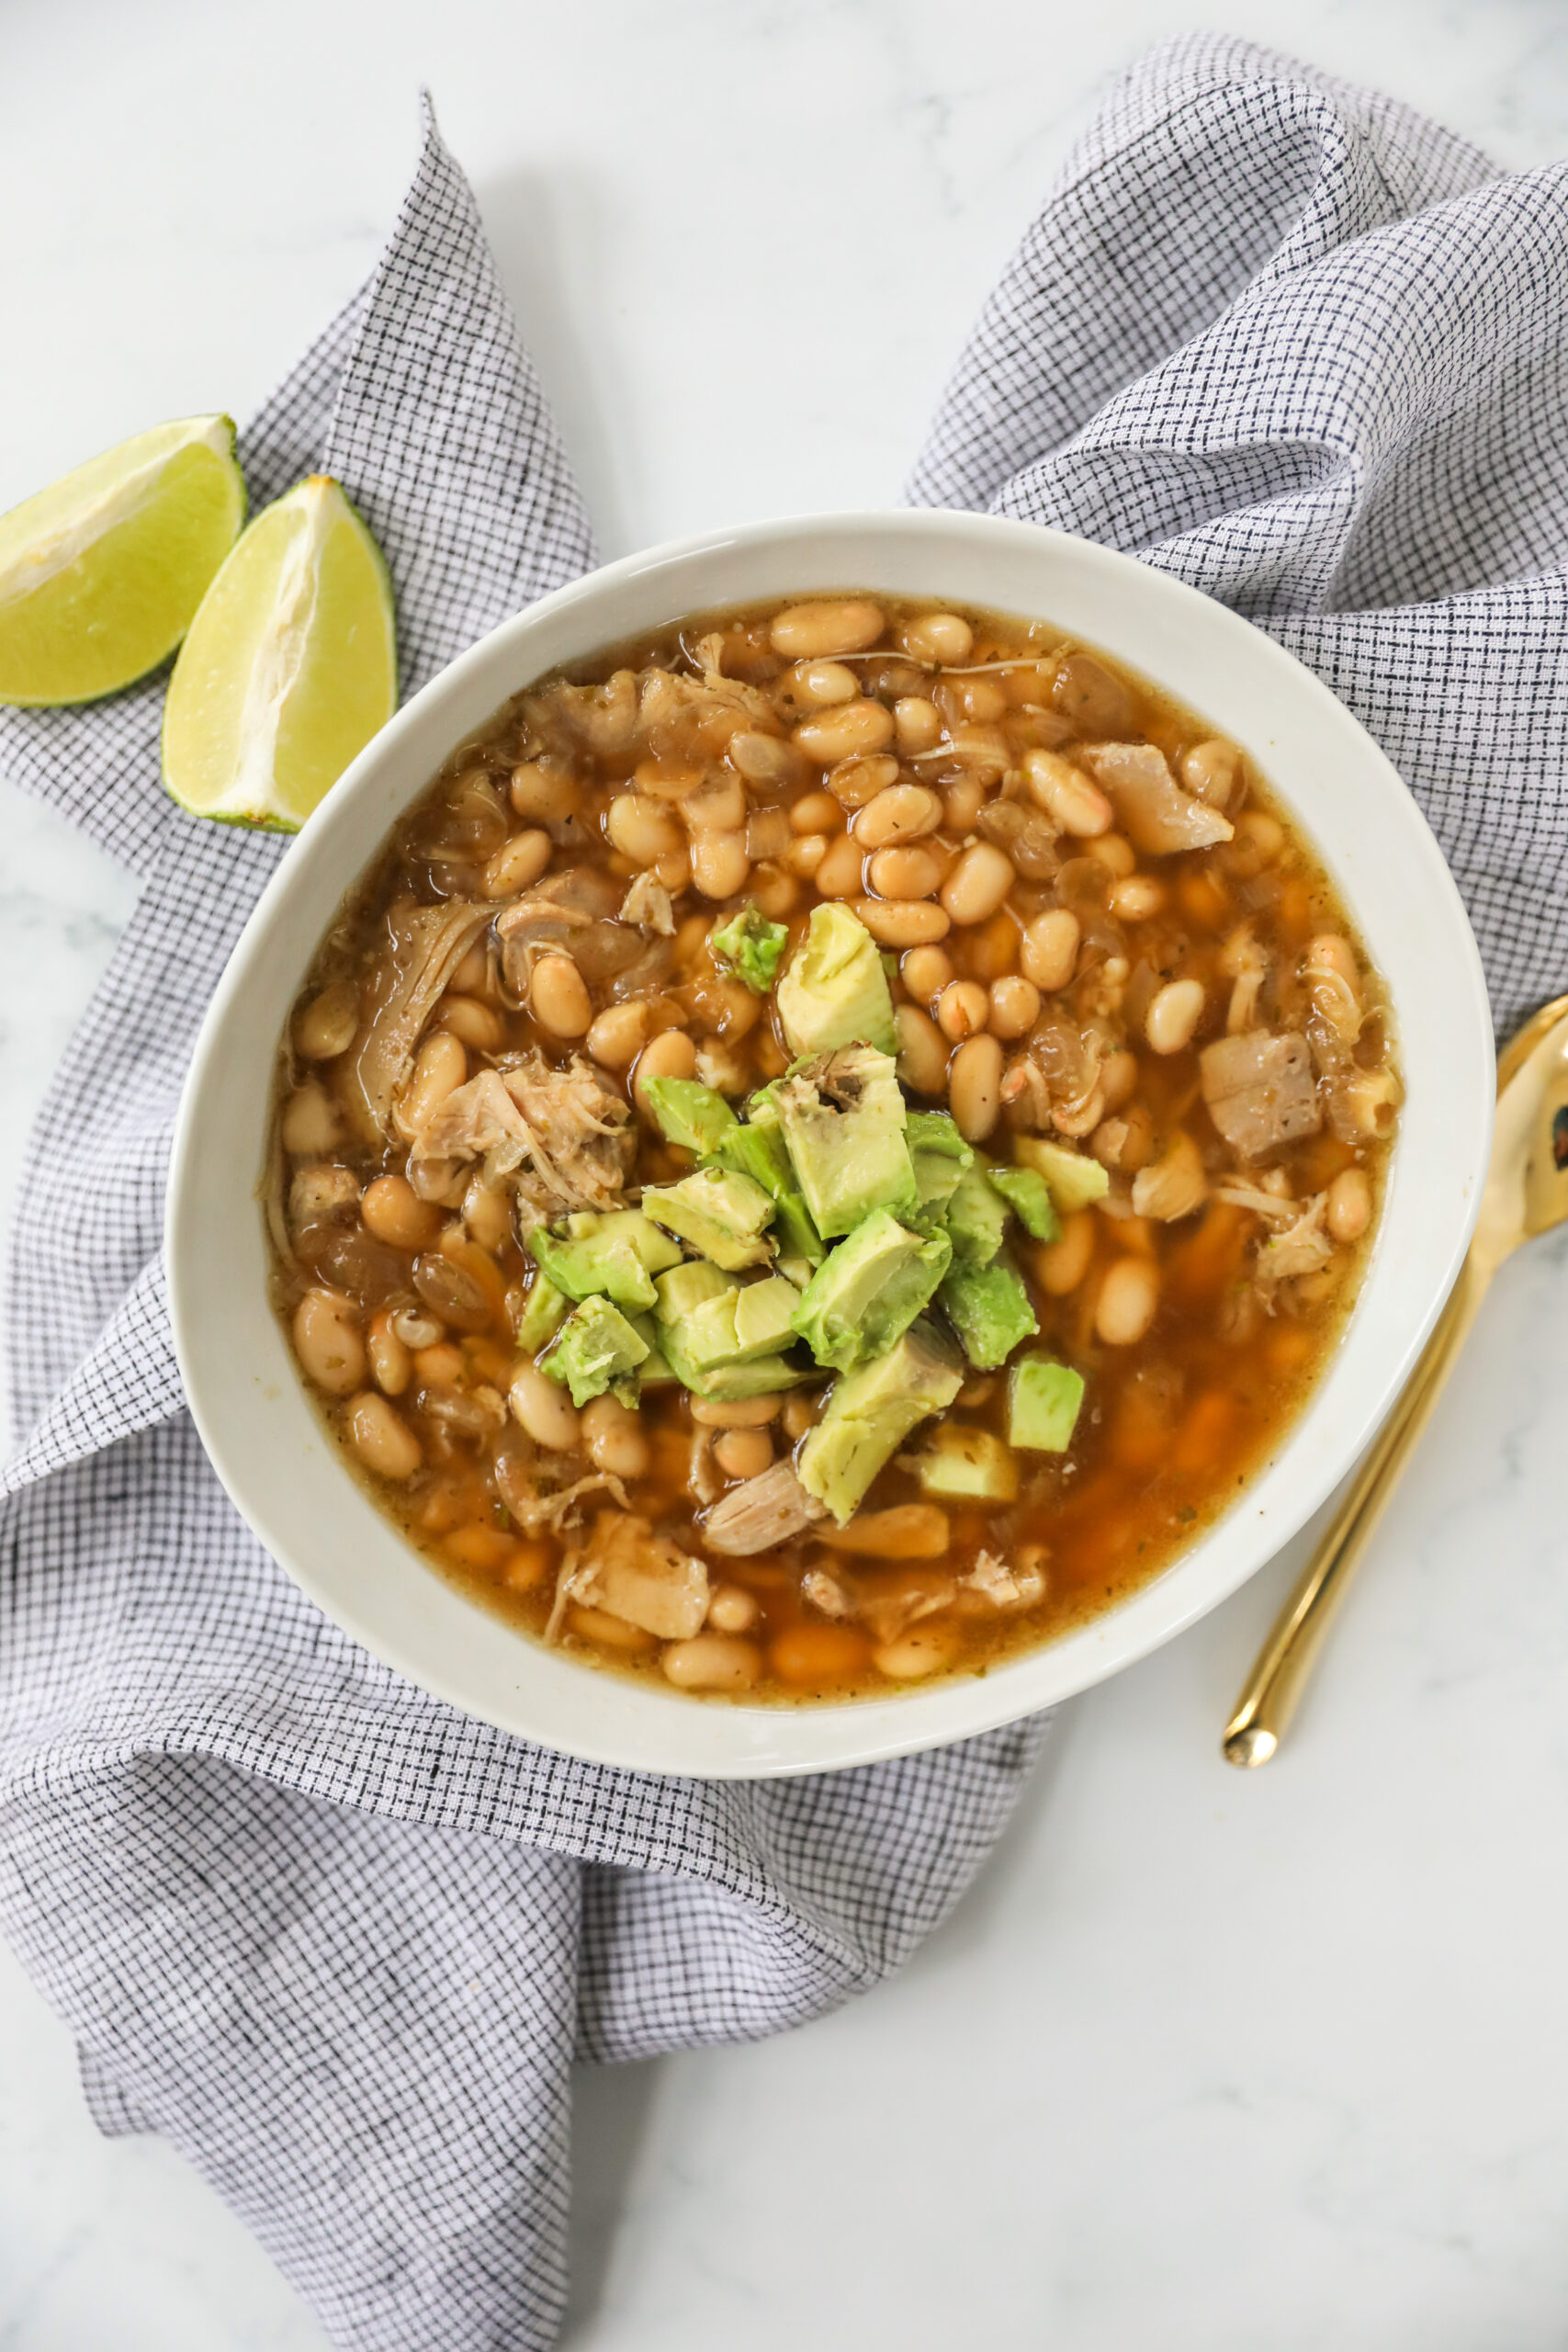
[1221, 1255, 1488, 1768]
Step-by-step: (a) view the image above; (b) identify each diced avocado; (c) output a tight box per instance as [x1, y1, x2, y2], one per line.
[942, 1163, 1010, 1268]
[641, 1165, 776, 1271]
[907, 1109, 974, 1211]
[940, 1251, 1039, 1370]
[683, 1273, 803, 1374]
[987, 1164, 1061, 1243]
[776, 902, 897, 1059]
[1015, 1136, 1110, 1213]
[653, 1257, 735, 1323]
[1009, 1356, 1087, 1451]
[626, 1313, 678, 1388]
[709, 903, 789, 994]
[528, 1208, 682, 1312]
[773, 1044, 917, 1238]
[514, 1270, 569, 1356]
[797, 1318, 964, 1523]
[540, 1295, 650, 1408]
[915, 1424, 1020, 1503]
[642, 1076, 738, 1156]
[652, 1260, 806, 1401]
[791, 1209, 952, 1374]
[706, 1117, 825, 1265]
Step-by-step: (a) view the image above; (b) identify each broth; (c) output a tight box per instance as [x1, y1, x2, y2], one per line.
[265, 595, 1397, 1703]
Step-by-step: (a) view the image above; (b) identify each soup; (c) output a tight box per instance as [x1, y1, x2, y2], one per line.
[266, 594, 1398, 1702]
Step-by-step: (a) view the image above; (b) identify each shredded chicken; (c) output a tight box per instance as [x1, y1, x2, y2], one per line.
[959, 1550, 1047, 1611]
[345, 900, 494, 1137]
[689, 1427, 723, 1509]
[1255, 1193, 1335, 1290]
[637, 663, 775, 754]
[1200, 1030, 1322, 1160]
[1213, 1181, 1301, 1225]
[801, 1566, 851, 1619]
[406, 1054, 631, 1217]
[702, 1461, 826, 1555]
[619, 871, 676, 934]
[855, 1573, 958, 1644]
[497, 1461, 629, 1539]
[524, 669, 638, 756]
[1078, 741, 1235, 855]
[547, 1510, 708, 1642]
[1131, 1133, 1208, 1222]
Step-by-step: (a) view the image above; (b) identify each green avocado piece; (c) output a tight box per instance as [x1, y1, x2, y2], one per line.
[773, 1043, 917, 1238]
[1009, 1356, 1087, 1452]
[940, 1250, 1039, 1370]
[642, 1076, 738, 1156]
[652, 1261, 805, 1400]
[540, 1295, 650, 1407]
[528, 1208, 682, 1312]
[791, 1209, 952, 1374]
[641, 1165, 776, 1270]
[626, 1313, 677, 1389]
[942, 1163, 1010, 1268]
[709, 903, 789, 994]
[907, 1109, 974, 1210]
[1014, 1135, 1110, 1213]
[915, 1424, 1020, 1503]
[797, 1318, 964, 1523]
[986, 1164, 1061, 1243]
[683, 1273, 803, 1374]
[705, 1117, 825, 1265]
[775, 902, 897, 1058]
[514, 1270, 570, 1356]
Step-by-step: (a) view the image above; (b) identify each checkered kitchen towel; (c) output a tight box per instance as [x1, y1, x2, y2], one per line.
[3, 32, 1565, 2351]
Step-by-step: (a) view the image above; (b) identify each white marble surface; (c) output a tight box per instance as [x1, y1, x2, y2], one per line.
[3, 3, 1568, 2345]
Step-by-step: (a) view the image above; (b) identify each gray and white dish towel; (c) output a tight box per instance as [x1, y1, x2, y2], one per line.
[2, 31, 1565, 2351]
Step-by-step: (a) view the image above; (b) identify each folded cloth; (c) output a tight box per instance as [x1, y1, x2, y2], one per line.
[2, 30, 1564, 2350]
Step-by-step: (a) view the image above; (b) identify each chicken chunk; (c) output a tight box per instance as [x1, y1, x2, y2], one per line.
[405, 1053, 632, 1217]
[702, 1462, 826, 1555]
[1079, 741, 1235, 855]
[1200, 1030, 1322, 1160]
[345, 899, 493, 1137]
[549, 1510, 708, 1641]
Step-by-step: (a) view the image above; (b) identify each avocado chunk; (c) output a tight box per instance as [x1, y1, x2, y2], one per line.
[776, 902, 897, 1058]
[986, 1164, 1061, 1243]
[528, 1208, 682, 1312]
[940, 1250, 1039, 1370]
[626, 1312, 677, 1388]
[514, 1270, 570, 1356]
[941, 1163, 1010, 1268]
[641, 1165, 776, 1270]
[907, 1109, 974, 1211]
[915, 1424, 1020, 1503]
[1008, 1355, 1086, 1452]
[683, 1273, 803, 1374]
[709, 903, 789, 994]
[540, 1295, 650, 1407]
[797, 1318, 964, 1523]
[642, 1076, 738, 1156]
[705, 1117, 825, 1265]
[1015, 1135, 1110, 1213]
[773, 1044, 917, 1238]
[652, 1261, 806, 1401]
[791, 1209, 952, 1373]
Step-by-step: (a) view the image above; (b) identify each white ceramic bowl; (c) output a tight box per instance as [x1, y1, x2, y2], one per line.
[167, 511, 1494, 1778]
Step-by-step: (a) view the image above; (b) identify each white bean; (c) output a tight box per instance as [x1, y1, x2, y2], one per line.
[581, 1393, 650, 1479]
[770, 599, 885, 660]
[531, 953, 592, 1038]
[293, 1290, 365, 1395]
[899, 612, 974, 665]
[1022, 749, 1112, 836]
[940, 842, 1015, 927]
[690, 830, 751, 900]
[1095, 1257, 1160, 1346]
[509, 1362, 581, 1451]
[794, 699, 895, 765]
[1145, 978, 1206, 1056]
[482, 829, 552, 898]
[632, 1028, 697, 1112]
[1326, 1167, 1371, 1241]
[662, 1634, 762, 1691]
[949, 1034, 1003, 1142]
[895, 1003, 949, 1096]
[346, 1392, 422, 1480]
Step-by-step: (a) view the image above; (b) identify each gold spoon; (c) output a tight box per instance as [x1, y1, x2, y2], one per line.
[1222, 992, 1568, 1768]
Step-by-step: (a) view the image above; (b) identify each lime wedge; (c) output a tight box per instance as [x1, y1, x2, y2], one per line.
[163, 476, 397, 831]
[0, 414, 245, 706]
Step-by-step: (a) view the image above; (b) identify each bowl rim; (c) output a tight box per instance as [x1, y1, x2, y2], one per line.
[166, 508, 1495, 1778]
